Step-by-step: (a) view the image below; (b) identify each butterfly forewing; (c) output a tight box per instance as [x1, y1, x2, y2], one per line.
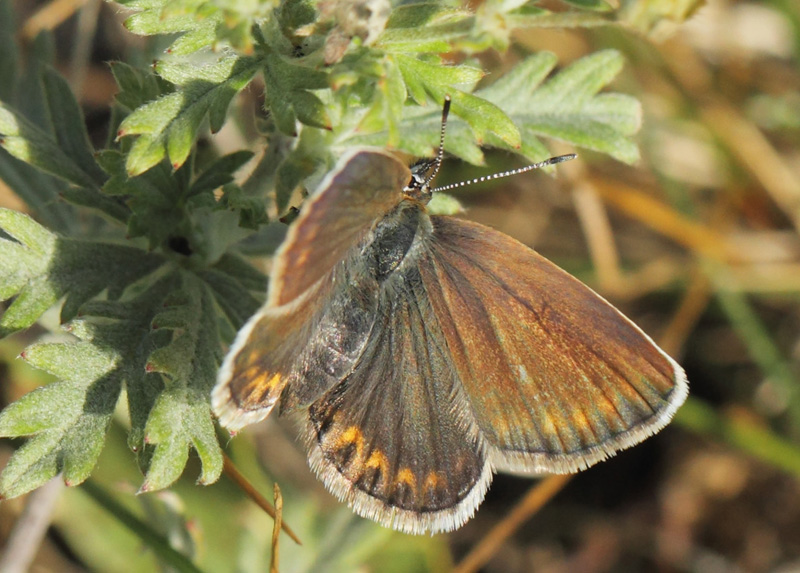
[215, 150, 409, 430]
[269, 149, 409, 307]
[419, 216, 688, 473]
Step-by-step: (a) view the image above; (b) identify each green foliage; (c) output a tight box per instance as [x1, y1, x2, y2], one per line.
[0, 209, 164, 335]
[478, 50, 642, 163]
[0, 0, 658, 563]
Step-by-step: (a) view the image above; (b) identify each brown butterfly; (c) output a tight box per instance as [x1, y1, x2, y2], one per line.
[212, 98, 688, 534]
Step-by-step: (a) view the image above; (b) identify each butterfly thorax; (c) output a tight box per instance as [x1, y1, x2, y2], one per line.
[364, 200, 429, 282]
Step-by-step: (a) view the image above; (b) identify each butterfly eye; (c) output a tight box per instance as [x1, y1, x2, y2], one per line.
[404, 163, 434, 193]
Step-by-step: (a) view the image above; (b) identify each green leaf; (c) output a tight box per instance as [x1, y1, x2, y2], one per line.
[188, 151, 253, 198]
[75, 275, 175, 457]
[99, 150, 189, 248]
[120, 0, 224, 56]
[342, 101, 485, 166]
[111, 61, 173, 113]
[263, 52, 331, 136]
[40, 66, 108, 183]
[355, 57, 407, 147]
[216, 184, 269, 231]
[0, 340, 122, 497]
[477, 50, 642, 163]
[394, 54, 520, 148]
[379, 4, 473, 53]
[196, 252, 265, 331]
[0, 101, 101, 189]
[141, 273, 223, 491]
[0, 208, 165, 336]
[118, 56, 259, 175]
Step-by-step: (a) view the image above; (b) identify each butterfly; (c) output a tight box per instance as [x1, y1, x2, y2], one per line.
[212, 98, 688, 534]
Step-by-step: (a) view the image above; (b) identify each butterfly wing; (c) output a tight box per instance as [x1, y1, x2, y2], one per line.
[269, 149, 409, 307]
[304, 259, 490, 535]
[214, 257, 382, 430]
[417, 216, 688, 473]
[214, 149, 409, 430]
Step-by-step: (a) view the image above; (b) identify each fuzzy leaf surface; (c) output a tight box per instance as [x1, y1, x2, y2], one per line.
[118, 56, 259, 175]
[140, 273, 223, 491]
[477, 50, 642, 163]
[0, 209, 165, 336]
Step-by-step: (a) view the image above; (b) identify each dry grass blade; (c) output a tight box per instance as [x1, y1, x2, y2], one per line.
[591, 176, 736, 262]
[561, 157, 625, 295]
[270, 483, 283, 573]
[453, 474, 573, 573]
[21, 0, 89, 39]
[222, 453, 302, 545]
[658, 267, 712, 357]
[0, 477, 64, 573]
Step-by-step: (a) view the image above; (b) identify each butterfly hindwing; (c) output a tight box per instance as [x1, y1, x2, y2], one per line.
[304, 211, 491, 535]
[418, 216, 688, 473]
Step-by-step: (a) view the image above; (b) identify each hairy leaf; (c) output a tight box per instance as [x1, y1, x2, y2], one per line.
[0, 341, 122, 497]
[118, 56, 259, 175]
[477, 50, 642, 163]
[0, 209, 165, 336]
[141, 273, 223, 491]
[119, 0, 225, 56]
[263, 52, 331, 136]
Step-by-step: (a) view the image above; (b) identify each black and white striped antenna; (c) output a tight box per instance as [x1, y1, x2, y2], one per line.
[410, 95, 577, 196]
[431, 153, 576, 194]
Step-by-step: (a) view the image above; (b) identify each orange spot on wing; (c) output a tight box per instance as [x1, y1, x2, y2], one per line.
[337, 425, 365, 460]
[397, 468, 416, 490]
[365, 450, 389, 474]
[242, 371, 281, 391]
[424, 472, 442, 492]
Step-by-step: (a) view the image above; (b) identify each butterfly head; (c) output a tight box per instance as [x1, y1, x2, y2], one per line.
[403, 96, 452, 204]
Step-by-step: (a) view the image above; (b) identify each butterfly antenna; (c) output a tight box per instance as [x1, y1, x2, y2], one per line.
[430, 153, 577, 194]
[423, 95, 452, 187]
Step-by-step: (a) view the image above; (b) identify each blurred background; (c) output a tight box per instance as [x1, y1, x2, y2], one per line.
[2, 0, 800, 571]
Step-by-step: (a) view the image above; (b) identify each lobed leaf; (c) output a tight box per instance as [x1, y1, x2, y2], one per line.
[111, 62, 173, 114]
[0, 341, 122, 497]
[394, 54, 520, 148]
[0, 208, 165, 337]
[119, 0, 225, 56]
[141, 273, 223, 491]
[118, 56, 260, 175]
[263, 53, 331, 136]
[477, 50, 642, 163]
